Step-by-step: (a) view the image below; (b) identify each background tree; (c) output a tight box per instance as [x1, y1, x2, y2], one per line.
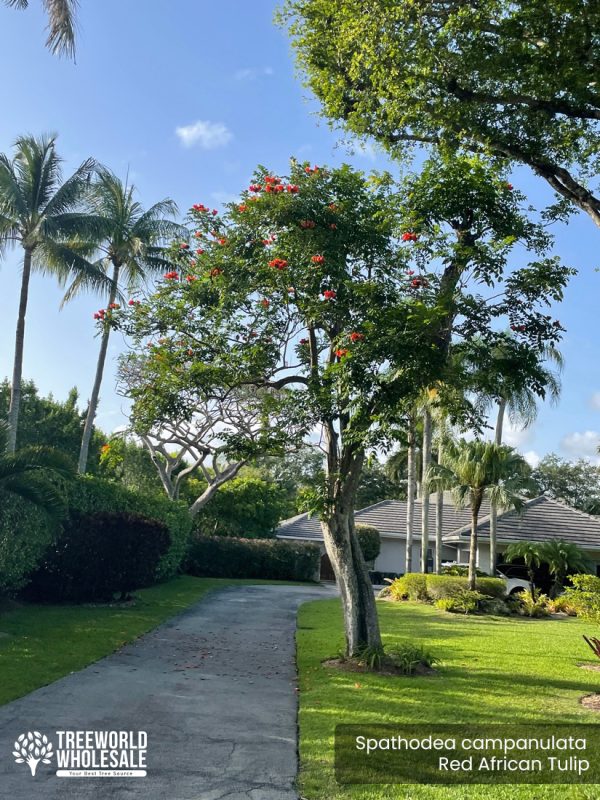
[0, 379, 104, 468]
[539, 539, 592, 598]
[116, 156, 569, 656]
[64, 167, 183, 474]
[4, 0, 78, 58]
[430, 440, 531, 589]
[0, 134, 110, 452]
[530, 454, 600, 511]
[282, 0, 600, 228]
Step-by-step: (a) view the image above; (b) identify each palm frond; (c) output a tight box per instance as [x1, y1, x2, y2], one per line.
[34, 238, 115, 296]
[43, 0, 78, 57]
[40, 156, 95, 218]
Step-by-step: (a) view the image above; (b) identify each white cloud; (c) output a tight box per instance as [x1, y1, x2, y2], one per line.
[561, 430, 600, 460]
[523, 450, 541, 469]
[501, 421, 532, 449]
[590, 392, 600, 410]
[234, 66, 274, 81]
[175, 120, 233, 150]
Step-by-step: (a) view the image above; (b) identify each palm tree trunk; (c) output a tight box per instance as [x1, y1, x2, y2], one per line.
[420, 407, 432, 573]
[469, 496, 480, 591]
[405, 414, 416, 574]
[435, 437, 443, 574]
[489, 398, 506, 575]
[78, 263, 120, 473]
[7, 248, 33, 453]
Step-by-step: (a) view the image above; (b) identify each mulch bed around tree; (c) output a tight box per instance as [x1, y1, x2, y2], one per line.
[580, 693, 600, 711]
[322, 657, 437, 678]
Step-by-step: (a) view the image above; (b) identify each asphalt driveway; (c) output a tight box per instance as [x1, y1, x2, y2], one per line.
[0, 583, 335, 799]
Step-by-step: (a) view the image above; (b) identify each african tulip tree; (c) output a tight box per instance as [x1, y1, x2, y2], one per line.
[116, 156, 570, 656]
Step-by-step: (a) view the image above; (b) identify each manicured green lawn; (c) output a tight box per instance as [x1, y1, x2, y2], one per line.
[0, 576, 287, 706]
[297, 599, 600, 800]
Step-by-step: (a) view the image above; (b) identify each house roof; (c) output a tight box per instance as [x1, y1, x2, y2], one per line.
[276, 494, 491, 542]
[276, 494, 600, 552]
[444, 495, 600, 551]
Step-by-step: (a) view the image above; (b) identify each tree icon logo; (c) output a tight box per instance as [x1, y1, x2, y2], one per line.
[12, 732, 54, 776]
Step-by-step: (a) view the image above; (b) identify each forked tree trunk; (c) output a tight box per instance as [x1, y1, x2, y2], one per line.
[405, 414, 416, 574]
[420, 407, 432, 573]
[320, 444, 382, 657]
[7, 248, 33, 453]
[78, 263, 120, 473]
[488, 398, 506, 575]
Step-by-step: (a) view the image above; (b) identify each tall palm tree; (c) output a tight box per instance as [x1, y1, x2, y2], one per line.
[539, 539, 592, 598]
[477, 340, 563, 575]
[0, 134, 110, 453]
[64, 167, 184, 473]
[429, 439, 531, 590]
[0, 421, 73, 515]
[405, 412, 417, 573]
[3, 0, 78, 58]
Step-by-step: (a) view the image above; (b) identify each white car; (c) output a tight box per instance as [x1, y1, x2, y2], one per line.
[495, 565, 530, 595]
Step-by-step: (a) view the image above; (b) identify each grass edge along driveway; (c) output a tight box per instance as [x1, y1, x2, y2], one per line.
[0, 576, 295, 706]
[297, 598, 600, 800]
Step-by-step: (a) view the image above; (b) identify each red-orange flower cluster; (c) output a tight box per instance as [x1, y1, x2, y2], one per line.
[186, 275, 198, 282]
[299, 338, 309, 345]
[510, 323, 527, 332]
[411, 277, 429, 289]
[311, 254, 325, 265]
[210, 268, 223, 278]
[336, 348, 349, 358]
[305, 165, 319, 174]
[402, 232, 418, 242]
[238, 204, 248, 212]
[268, 258, 288, 270]
[349, 332, 365, 343]
[164, 271, 179, 280]
[249, 184, 262, 192]
[260, 299, 270, 308]
[299, 220, 316, 229]
[192, 203, 209, 212]
[323, 290, 336, 300]
[196, 248, 204, 255]
[218, 238, 227, 246]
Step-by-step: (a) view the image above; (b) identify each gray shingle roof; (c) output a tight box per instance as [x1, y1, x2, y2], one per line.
[445, 495, 600, 550]
[277, 494, 600, 551]
[277, 494, 491, 542]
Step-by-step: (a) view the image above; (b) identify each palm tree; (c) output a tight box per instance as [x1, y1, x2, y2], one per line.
[420, 405, 432, 573]
[429, 440, 531, 590]
[405, 413, 417, 573]
[478, 340, 563, 575]
[0, 421, 73, 515]
[539, 539, 592, 598]
[504, 541, 543, 596]
[4, 0, 78, 58]
[64, 167, 184, 474]
[0, 134, 111, 453]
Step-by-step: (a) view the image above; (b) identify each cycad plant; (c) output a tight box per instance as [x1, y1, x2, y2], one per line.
[62, 167, 184, 473]
[504, 541, 543, 596]
[0, 421, 72, 515]
[429, 439, 531, 589]
[0, 134, 111, 452]
[539, 539, 592, 598]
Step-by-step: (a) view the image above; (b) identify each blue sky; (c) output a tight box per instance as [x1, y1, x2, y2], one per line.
[0, 0, 598, 465]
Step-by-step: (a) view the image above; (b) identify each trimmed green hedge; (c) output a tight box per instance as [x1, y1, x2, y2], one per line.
[389, 573, 506, 603]
[356, 525, 381, 562]
[186, 536, 320, 581]
[66, 477, 192, 581]
[0, 494, 56, 595]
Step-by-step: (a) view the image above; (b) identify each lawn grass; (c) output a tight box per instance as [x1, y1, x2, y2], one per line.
[297, 598, 600, 800]
[0, 575, 287, 706]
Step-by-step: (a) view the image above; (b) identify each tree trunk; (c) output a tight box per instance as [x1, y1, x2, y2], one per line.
[405, 414, 416, 574]
[420, 407, 432, 573]
[78, 263, 120, 473]
[468, 491, 483, 591]
[489, 398, 506, 576]
[320, 443, 382, 657]
[7, 248, 33, 453]
[435, 437, 443, 574]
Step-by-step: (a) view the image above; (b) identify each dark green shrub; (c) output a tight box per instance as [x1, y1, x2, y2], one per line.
[441, 564, 488, 577]
[479, 596, 511, 616]
[27, 512, 171, 602]
[186, 536, 319, 581]
[389, 573, 428, 601]
[66, 476, 192, 580]
[356, 525, 381, 563]
[0, 494, 56, 595]
[475, 577, 507, 598]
